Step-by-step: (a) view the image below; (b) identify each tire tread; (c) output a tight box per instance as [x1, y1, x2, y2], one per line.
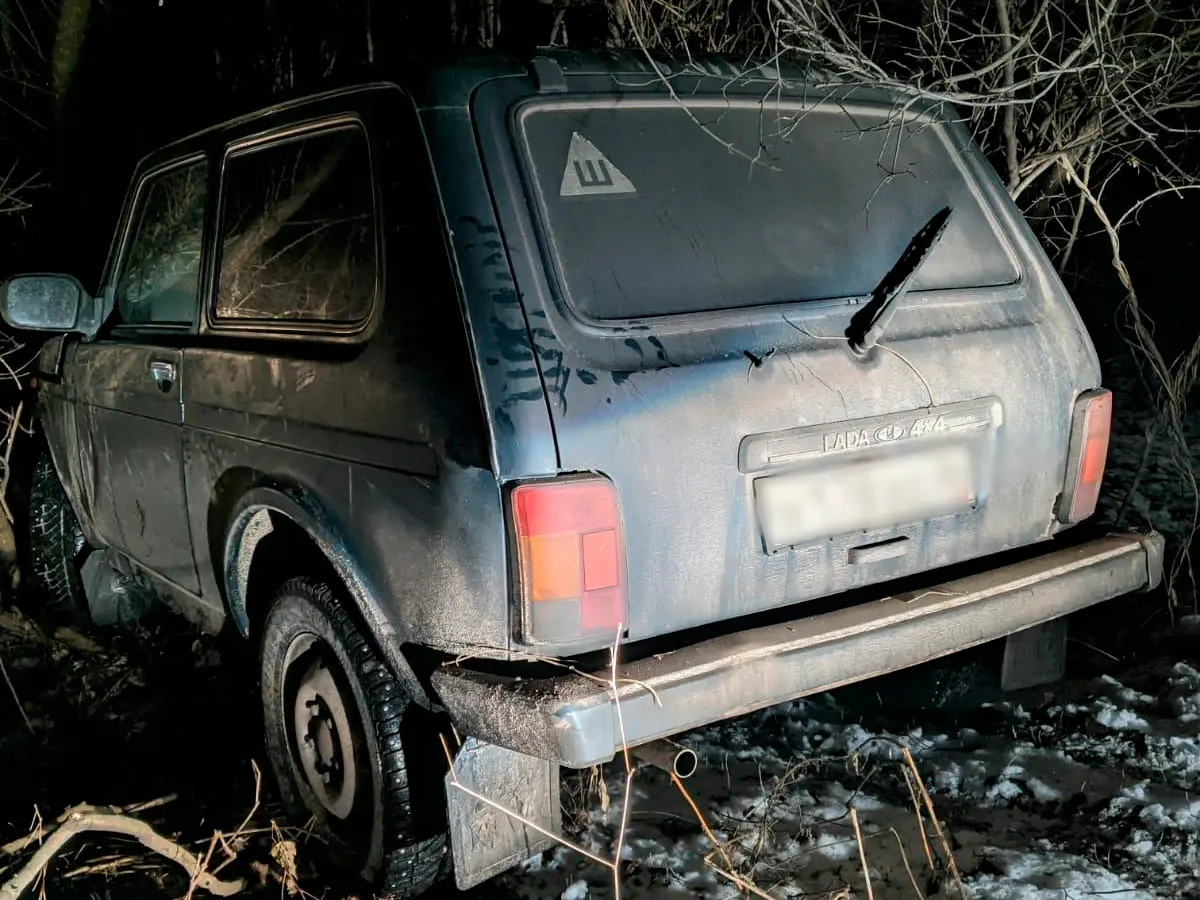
[27, 447, 88, 625]
[268, 577, 445, 898]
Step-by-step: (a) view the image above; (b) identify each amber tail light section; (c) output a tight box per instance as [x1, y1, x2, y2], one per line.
[1057, 388, 1112, 525]
[510, 477, 627, 644]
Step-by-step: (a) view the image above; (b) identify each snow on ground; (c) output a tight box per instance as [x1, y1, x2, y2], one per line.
[499, 660, 1200, 898]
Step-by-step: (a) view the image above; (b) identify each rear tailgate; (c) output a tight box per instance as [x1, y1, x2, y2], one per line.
[473, 72, 1101, 650]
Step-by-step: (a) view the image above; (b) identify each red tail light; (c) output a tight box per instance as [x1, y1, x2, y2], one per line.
[511, 477, 627, 644]
[1058, 389, 1112, 524]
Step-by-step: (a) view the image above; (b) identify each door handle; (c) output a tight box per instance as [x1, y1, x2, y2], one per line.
[149, 360, 176, 393]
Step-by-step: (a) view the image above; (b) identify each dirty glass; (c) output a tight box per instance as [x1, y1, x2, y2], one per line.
[216, 125, 377, 324]
[519, 100, 1019, 320]
[115, 159, 208, 326]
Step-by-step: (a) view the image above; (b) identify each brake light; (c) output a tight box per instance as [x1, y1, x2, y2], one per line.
[511, 477, 627, 644]
[1058, 389, 1112, 524]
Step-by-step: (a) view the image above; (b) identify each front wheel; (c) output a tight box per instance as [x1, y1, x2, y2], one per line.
[260, 577, 448, 898]
[25, 444, 89, 627]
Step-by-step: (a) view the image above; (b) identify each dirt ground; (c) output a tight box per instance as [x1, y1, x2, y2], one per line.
[0, 570, 1191, 900]
[0, 607, 289, 898]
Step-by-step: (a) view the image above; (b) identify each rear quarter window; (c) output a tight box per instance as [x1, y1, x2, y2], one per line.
[216, 123, 378, 325]
[517, 99, 1019, 321]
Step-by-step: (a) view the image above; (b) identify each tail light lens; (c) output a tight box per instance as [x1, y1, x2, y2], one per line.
[1058, 388, 1112, 524]
[511, 477, 627, 644]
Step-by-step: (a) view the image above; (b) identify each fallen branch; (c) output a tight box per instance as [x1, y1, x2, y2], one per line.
[0, 796, 172, 859]
[0, 805, 242, 900]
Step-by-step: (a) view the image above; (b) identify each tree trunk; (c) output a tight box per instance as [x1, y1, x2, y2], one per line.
[52, 0, 90, 119]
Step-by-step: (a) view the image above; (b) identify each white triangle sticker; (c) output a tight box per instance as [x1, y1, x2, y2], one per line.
[559, 132, 637, 198]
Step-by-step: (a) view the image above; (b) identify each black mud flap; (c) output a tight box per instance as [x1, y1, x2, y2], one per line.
[80, 549, 152, 626]
[444, 737, 561, 890]
[1001, 617, 1068, 692]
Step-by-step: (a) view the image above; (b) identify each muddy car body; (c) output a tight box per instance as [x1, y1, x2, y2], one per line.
[1, 51, 1163, 894]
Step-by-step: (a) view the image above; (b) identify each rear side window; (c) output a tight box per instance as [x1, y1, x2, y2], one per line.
[114, 158, 207, 327]
[216, 124, 377, 324]
[518, 100, 1019, 321]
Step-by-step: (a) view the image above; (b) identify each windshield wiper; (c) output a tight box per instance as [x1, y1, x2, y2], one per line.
[846, 205, 954, 356]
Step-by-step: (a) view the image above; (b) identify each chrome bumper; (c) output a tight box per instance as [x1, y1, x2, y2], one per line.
[432, 531, 1164, 769]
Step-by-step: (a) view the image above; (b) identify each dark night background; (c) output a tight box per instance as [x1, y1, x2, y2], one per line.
[3, 3, 1200, 898]
[3, 1, 618, 285]
[2, 0, 1198, 357]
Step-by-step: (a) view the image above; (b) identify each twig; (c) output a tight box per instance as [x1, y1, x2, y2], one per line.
[851, 807, 875, 900]
[889, 825, 926, 900]
[183, 831, 222, 900]
[668, 772, 736, 872]
[702, 852, 779, 900]
[903, 747, 966, 900]
[901, 766, 936, 871]
[62, 854, 149, 878]
[1115, 423, 1156, 529]
[993, 0, 1019, 189]
[0, 399, 23, 524]
[212, 761, 263, 876]
[0, 810, 244, 900]
[0, 652, 32, 735]
[670, 760, 781, 899]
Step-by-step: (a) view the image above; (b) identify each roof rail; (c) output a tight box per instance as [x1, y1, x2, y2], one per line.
[530, 55, 567, 93]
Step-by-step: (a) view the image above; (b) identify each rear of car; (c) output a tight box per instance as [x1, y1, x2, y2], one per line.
[463, 59, 1124, 653]
[432, 56, 1160, 781]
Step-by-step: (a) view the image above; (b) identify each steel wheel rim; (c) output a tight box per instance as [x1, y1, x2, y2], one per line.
[282, 633, 365, 828]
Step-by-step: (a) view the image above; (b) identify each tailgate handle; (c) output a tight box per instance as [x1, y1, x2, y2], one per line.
[848, 537, 909, 565]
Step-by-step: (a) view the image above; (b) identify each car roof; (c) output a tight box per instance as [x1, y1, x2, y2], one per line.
[146, 48, 837, 157]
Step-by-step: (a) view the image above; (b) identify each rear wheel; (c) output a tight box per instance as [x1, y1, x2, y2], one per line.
[26, 445, 89, 627]
[260, 577, 447, 898]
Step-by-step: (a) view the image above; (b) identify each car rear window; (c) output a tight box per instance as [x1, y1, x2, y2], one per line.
[517, 99, 1019, 321]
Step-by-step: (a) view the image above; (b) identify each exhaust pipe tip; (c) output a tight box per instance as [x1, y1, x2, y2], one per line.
[672, 747, 698, 779]
[633, 740, 698, 780]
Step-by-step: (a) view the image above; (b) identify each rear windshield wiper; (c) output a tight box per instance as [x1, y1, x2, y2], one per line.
[846, 205, 954, 356]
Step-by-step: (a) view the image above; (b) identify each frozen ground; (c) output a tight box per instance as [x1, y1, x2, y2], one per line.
[498, 656, 1200, 899]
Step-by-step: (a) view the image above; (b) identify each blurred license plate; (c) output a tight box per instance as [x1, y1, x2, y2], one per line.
[755, 444, 975, 551]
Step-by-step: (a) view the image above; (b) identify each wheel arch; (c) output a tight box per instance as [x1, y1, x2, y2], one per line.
[216, 474, 429, 706]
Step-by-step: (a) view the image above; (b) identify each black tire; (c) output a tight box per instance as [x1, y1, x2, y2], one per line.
[26, 445, 89, 626]
[260, 577, 448, 898]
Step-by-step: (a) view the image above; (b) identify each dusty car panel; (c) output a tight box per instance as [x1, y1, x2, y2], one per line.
[71, 341, 199, 592]
[469, 66, 1103, 653]
[170, 85, 514, 657]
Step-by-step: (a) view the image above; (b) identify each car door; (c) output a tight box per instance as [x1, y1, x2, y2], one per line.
[69, 155, 207, 593]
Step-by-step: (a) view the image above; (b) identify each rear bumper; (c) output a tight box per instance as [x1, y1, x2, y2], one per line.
[432, 530, 1164, 769]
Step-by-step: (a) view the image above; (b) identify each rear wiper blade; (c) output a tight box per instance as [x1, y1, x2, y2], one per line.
[846, 205, 953, 356]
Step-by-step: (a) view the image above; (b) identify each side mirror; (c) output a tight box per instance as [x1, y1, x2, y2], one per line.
[0, 274, 96, 334]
